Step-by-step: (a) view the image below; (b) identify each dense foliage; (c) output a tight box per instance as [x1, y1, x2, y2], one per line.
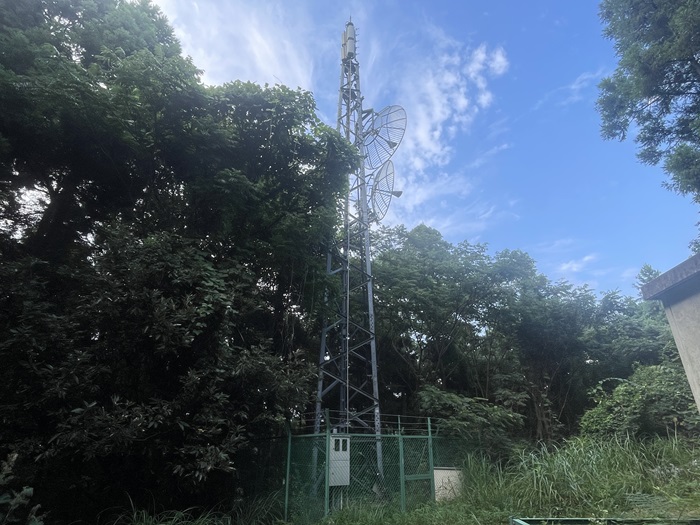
[371, 225, 679, 444]
[0, 1, 696, 524]
[0, 0, 356, 521]
[581, 361, 700, 438]
[598, 0, 700, 244]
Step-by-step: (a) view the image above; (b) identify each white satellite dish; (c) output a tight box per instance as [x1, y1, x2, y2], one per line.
[362, 105, 407, 170]
[369, 160, 401, 222]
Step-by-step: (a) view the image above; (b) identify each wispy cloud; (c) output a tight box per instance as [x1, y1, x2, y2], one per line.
[396, 170, 475, 214]
[486, 117, 510, 140]
[554, 253, 620, 291]
[533, 68, 605, 110]
[372, 25, 510, 237]
[560, 69, 605, 105]
[426, 200, 508, 240]
[534, 238, 577, 254]
[466, 143, 511, 170]
[154, 0, 335, 89]
[621, 267, 639, 281]
[532, 240, 634, 292]
[394, 29, 509, 174]
[558, 253, 598, 273]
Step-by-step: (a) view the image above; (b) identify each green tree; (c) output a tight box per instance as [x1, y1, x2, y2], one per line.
[372, 226, 625, 442]
[598, 0, 700, 240]
[0, 1, 356, 522]
[417, 385, 524, 454]
[372, 225, 502, 414]
[506, 269, 599, 440]
[0, 0, 196, 261]
[583, 290, 672, 384]
[635, 263, 662, 290]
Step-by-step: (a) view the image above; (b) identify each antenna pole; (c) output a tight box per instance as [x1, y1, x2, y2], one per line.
[315, 21, 382, 439]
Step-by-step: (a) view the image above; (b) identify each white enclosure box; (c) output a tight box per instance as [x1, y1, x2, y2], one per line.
[329, 436, 350, 486]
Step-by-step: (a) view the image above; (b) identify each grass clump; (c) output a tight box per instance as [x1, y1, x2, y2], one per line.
[504, 436, 700, 518]
[110, 491, 284, 525]
[111, 508, 231, 525]
[320, 436, 700, 525]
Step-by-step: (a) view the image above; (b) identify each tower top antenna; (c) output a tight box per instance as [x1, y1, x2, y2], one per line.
[342, 20, 356, 60]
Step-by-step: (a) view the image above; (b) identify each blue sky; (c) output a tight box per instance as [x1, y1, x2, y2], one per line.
[153, 0, 699, 297]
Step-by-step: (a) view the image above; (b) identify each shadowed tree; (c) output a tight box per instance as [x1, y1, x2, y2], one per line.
[0, 1, 357, 522]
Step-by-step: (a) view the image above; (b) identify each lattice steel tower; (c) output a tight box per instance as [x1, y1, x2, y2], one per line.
[315, 20, 406, 436]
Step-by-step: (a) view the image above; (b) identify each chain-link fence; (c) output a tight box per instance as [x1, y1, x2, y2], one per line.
[282, 418, 463, 523]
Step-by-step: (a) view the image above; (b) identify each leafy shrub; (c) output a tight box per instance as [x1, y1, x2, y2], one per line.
[580, 363, 700, 438]
[0, 454, 43, 525]
[418, 385, 524, 455]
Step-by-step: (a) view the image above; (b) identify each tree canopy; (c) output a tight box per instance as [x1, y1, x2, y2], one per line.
[371, 225, 674, 444]
[598, 0, 700, 230]
[0, 0, 356, 520]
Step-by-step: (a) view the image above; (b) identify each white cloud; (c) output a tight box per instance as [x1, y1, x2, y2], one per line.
[489, 47, 509, 76]
[154, 0, 330, 89]
[533, 241, 632, 292]
[486, 116, 510, 140]
[534, 238, 576, 254]
[533, 68, 605, 110]
[537, 251, 607, 291]
[560, 69, 605, 105]
[382, 25, 508, 177]
[370, 25, 510, 239]
[428, 201, 498, 238]
[396, 170, 474, 214]
[466, 143, 511, 170]
[617, 266, 642, 292]
[558, 253, 597, 273]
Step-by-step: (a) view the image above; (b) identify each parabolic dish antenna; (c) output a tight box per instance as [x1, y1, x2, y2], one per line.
[362, 105, 407, 170]
[369, 160, 399, 222]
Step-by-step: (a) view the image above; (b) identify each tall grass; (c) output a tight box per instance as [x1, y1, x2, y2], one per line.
[111, 508, 231, 525]
[109, 437, 700, 525]
[504, 437, 700, 517]
[109, 491, 284, 525]
[510, 436, 652, 513]
[320, 436, 700, 525]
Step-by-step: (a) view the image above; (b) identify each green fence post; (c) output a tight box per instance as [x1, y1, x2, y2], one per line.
[324, 409, 331, 517]
[398, 416, 406, 512]
[427, 417, 435, 501]
[284, 422, 292, 522]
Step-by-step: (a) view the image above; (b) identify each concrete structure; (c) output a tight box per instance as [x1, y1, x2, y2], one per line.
[642, 253, 700, 411]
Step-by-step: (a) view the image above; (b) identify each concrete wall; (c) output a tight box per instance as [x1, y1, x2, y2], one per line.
[659, 293, 700, 410]
[642, 253, 700, 412]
